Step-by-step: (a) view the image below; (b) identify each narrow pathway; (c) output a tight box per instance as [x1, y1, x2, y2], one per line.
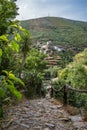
[1, 98, 87, 130]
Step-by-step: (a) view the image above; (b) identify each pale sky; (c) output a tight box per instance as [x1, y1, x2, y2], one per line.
[16, 0, 87, 22]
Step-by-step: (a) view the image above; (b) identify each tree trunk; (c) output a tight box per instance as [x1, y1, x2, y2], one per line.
[63, 85, 68, 105]
[0, 98, 3, 118]
[19, 54, 26, 78]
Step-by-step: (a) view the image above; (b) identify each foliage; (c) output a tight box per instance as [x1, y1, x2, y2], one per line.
[44, 66, 61, 80]
[22, 71, 43, 98]
[21, 17, 87, 67]
[41, 87, 47, 97]
[25, 48, 46, 72]
[22, 49, 47, 97]
[44, 69, 51, 80]
[51, 80, 64, 100]
[0, 0, 30, 118]
[18, 28, 31, 77]
[58, 49, 87, 89]
[21, 17, 87, 48]
[68, 92, 87, 109]
[0, 0, 18, 35]
[0, 70, 24, 100]
[0, 25, 28, 117]
[57, 49, 87, 108]
[0, 70, 24, 118]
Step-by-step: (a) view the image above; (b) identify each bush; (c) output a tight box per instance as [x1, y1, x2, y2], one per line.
[41, 87, 47, 98]
[68, 92, 87, 109]
[0, 70, 24, 118]
[22, 71, 44, 98]
[51, 80, 64, 101]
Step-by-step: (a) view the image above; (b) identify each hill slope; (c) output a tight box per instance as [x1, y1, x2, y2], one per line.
[21, 17, 87, 48]
[20, 17, 87, 66]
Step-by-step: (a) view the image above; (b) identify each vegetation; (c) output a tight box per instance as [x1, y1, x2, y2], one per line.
[21, 17, 87, 66]
[0, 0, 21, 118]
[0, 0, 18, 35]
[23, 48, 47, 97]
[1, 0, 87, 120]
[0, 1, 47, 118]
[52, 49, 87, 108]
[58, 49, 87, 88]
[21, 17, 87, 49]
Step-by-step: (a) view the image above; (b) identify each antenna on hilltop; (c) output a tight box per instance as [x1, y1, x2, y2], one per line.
[48, 13, 50, 17]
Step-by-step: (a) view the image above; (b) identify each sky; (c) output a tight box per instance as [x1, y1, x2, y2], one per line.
[16, 0, 87, 22]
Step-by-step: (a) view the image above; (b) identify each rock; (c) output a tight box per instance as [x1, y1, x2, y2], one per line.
[57, 123, 66, 130]
[33, 126, 42, 130]
[57, 105, 62, 109]
[50, 106, 57, 109]
[58, 117, 71, 122]
[70, 115, 83, 122]
[34, 112, 42, 117]
[2, 119, 14, 129]
[72, 122, 87, 130]
[3, 98, 87, 130]
[14, 121, 30, 128]
[44, 128, 50, 130]
[45, 123, 55, 128]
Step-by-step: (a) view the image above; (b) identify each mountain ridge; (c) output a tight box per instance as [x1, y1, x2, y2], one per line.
[20, 16, 87, 65]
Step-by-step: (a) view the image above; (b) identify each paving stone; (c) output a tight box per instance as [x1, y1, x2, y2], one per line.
[1, 98, 87, 130]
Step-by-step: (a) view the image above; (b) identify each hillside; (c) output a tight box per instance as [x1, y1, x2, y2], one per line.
[21, 17, 87, 48]
[20, 17, 87, 66]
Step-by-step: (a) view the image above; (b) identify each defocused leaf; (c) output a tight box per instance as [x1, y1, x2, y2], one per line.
[0, 88, 5, 97]
[0, 49, 2, 57]
[2, 70, 8, 76]
[9, 73, 25, 86]
[15, 33, 21, 42]
[0, 35, 8, 42]
[13, 90, 22, 100]
[11, 24, 18, 28]
[9, 73, 15, 79]
[9, 40, 19, 52]
[6, 84, 22, 100]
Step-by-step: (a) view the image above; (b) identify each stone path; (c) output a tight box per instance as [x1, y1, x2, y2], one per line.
[1, 98, 87, 130]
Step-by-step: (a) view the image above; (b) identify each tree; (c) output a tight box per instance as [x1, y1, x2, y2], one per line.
[0, 0, 19, 72]
[0, 70, 24, 118]
[57, 49, 87, 108]
[58, 48, 87, 89]
[19, 29, 31, 78]
[0, 0, 18, 35]
[23, 49, 47, 97]
[0, 0, 28, 118]
[25, 48, 46, 73]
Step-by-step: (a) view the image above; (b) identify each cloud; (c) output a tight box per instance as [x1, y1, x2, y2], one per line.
[16, 0, 87, 21]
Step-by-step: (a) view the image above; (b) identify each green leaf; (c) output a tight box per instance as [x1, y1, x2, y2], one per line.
[0, 49, 2, 57]
[9, 73, 25, 86]
[7, 79, 14, 86]
[0, 35, 8, 42]
[18, 25, 27, 32]
[11, 24, 18, 28]
[9, 41, 19, 52]
[0, 88, 5, 98]
[8, 73, 15, 79]
[13, 77, 25, 86]
[15, 33, 21, 42]
[2, 70, 8, 76]
[13, 90, 22, 100]
[6, 84, 22, 100]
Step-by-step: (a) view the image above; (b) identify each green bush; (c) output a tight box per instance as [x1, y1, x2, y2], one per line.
[0, 70, 24, 118]
[41, 87, 47, 98]
[57, 49, 87, 108]
[22, 71, 44, 98]
[51, 80, 64, 100]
